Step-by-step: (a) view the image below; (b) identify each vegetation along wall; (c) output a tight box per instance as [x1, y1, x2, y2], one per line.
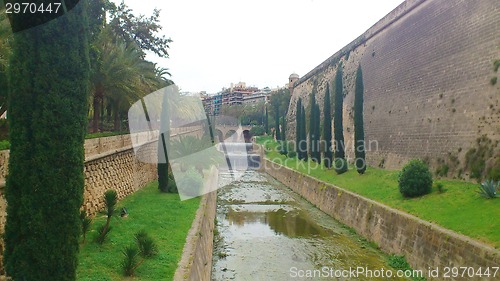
[287, 0, 499, 178]
[0, 134, 159, 273]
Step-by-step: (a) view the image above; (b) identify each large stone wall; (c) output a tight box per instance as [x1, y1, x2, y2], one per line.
[287, 0, 499, 174]
[263, 159, 500, 280]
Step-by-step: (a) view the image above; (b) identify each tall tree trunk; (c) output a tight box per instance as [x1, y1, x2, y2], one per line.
[113, 103, 120, 131]
[92, 87, 102, 133]
[4, 2, 90, 280]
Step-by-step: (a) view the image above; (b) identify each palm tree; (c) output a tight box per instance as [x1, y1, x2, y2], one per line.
[90, 26, 163, 132]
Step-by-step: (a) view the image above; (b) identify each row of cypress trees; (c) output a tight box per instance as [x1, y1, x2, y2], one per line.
[293, 63, 366, 174]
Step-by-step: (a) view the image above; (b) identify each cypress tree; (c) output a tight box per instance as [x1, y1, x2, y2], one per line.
[323, 84, 333, 168]
[264, 106, 268, 135]
[158, 91, 171, 192]
[314, 103, 321, 164]
[281, 115, 286, 141]
[300, 104, 308, 162]
[5, 3, 90, 280]
[275, 104, 281, 141]
[295, 98, 302, 159]
[334, 63, 346, 160]
[354, 65, 366, 174]
[308, 91, 315, 161]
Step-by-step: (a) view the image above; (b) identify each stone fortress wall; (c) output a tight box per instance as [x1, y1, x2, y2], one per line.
[287, 0, 499, 174]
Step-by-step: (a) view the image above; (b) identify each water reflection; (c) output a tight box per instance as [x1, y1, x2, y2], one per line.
[226, 206, 327, 238]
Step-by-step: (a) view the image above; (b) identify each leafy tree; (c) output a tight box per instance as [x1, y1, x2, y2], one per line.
[334, 63, 346, 160]
[4, 2, 90, 280]
[323, 84, 333, 168]
[90, 26, 165, 132]
[108, 1, 173, 58]
[354, 65, 366, 174]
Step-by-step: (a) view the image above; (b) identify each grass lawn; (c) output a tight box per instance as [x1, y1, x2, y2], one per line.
[257, 136, 500, 248]
[77, 181, 200, 280]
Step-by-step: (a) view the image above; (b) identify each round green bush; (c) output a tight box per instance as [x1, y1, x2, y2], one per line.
[398, 159, 433, 198]
[334, 158, 348, 174]
[177, 167, 203, 197]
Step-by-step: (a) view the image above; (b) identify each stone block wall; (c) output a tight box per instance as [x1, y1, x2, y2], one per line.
[287, 0, 500, 174]
[263, 159, 500, 280]
[174, 190, 217, 281]
[82, 141, 158, 216]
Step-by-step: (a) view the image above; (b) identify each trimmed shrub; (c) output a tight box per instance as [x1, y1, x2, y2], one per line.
[177, 167, 204, 197]
[398, 159, 433, 198]
[334, 158, 348, 175]
[287, 151, 297, 158]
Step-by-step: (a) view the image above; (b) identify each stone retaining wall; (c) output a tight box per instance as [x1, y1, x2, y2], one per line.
[263, 159, 500, 280]
[174, 190, 217, 281]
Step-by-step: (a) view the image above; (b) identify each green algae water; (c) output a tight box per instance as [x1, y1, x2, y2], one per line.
[212, 170, 410, 280]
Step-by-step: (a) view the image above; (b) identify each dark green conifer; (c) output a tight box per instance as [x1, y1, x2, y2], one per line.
[354, 64, 366, 174]
[323, 84, 333, 168]
[334, 63, 346, 160]
[4, 3, 91, 280]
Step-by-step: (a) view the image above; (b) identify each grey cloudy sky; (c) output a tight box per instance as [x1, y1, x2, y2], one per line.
[116, 0, 405, 93]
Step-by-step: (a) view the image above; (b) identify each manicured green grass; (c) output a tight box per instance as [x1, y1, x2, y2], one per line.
[77, 182, 200, 280]
[85, 131, 129, 139]
[257, 137, 500, 248]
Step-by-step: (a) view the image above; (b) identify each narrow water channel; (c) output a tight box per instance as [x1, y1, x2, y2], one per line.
[212, 170, 408, 281]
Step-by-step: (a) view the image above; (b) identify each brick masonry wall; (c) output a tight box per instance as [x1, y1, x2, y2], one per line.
[287, 0, 500, 173]
[263, 159, 500, 280]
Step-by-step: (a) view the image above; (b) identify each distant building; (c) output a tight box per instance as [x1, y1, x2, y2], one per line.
[202, 82, 270, 115]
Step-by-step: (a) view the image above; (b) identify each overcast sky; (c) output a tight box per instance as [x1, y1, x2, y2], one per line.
[115, 0, 405, 93]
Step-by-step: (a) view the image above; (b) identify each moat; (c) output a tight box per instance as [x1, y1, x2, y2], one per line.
[211, 170, 408, 280]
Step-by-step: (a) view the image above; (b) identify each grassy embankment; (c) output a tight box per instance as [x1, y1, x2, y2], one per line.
[257, 136, 499, 248]
[77, 181, 200, 280]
